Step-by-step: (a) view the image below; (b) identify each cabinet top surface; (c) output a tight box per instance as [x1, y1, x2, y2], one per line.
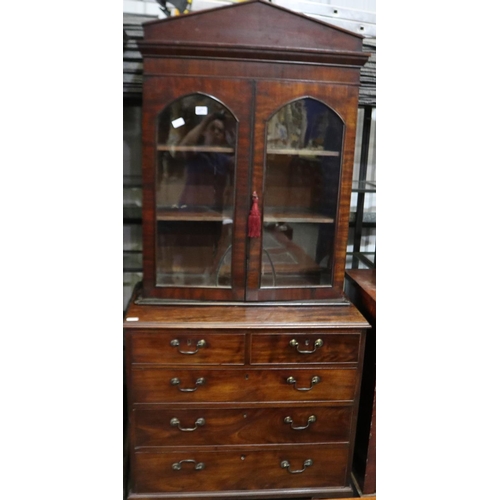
[123, 301, 370, 329]
[345, 269, 376, 302]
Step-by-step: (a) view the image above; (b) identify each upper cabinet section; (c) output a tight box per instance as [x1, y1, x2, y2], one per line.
[138, 0, 369, 303]
[139, 0, 368, 66]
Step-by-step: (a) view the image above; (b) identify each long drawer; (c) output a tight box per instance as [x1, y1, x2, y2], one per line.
[134, 406, 353, 447]
[133, 445, 349, 493]
[130, 367, 358, 403]
[250, 332, 361, 365]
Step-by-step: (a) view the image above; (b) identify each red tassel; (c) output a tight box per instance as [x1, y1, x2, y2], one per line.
[247, 191, 261, 238]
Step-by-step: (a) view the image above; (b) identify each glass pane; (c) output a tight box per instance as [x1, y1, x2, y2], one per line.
[262, 98, 343, 288]
[155, 94, 237, 287]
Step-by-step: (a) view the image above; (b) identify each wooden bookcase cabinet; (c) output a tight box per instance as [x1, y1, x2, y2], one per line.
[137, 0, 369, 303]
[124, 2, 370, 499]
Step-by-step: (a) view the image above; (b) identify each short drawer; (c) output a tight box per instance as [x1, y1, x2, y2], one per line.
[134, 406, 353, 447]
[250, 332, 360, 365]
[133, 445, 349, 493]
[131, 367, 358, 403]
[130, 331, 245, 365]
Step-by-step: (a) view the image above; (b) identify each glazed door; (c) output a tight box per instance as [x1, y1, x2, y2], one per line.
[246, 81, 358, 301]
[142, 77, 252, 301]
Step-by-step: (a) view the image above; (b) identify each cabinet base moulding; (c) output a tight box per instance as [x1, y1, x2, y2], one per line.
[126, 487, 355, 499]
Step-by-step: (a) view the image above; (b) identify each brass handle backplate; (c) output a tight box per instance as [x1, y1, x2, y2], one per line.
[171, 459, 205, 471]
[289, 338, 323, 354]
[284, 415, 316, 430]
[280, 458, 313, 474]
[286, 375, 321, 391]
[170, 377, 206, 392]
[170, 338, 207, 355]
[170, 417, 206, 431]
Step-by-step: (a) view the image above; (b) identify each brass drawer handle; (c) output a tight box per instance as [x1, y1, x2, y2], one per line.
[289, 338, 323, 354]
[280, 458, 313, 474]
[286, 375, 321, 391]
[170, 338, 207, 355]
[170, 417, 206, 431]
[170, 377, 206, 392]
[172, 459, 205, 471]
[284, 415, 316, 430]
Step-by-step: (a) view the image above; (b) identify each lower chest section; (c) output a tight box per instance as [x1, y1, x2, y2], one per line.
[125, 325, 366, 499]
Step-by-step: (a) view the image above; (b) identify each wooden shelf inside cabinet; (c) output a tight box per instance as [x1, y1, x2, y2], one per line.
[156, 206, 233, 222]
[157, 145, 235, 154]
[264, 208, 334, 224]
[268, 148, 340, 157]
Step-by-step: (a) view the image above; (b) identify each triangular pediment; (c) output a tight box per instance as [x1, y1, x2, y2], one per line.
[141, 0, 365, 62]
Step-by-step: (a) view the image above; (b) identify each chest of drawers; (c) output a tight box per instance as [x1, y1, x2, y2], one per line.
[124, 299, 369, 499]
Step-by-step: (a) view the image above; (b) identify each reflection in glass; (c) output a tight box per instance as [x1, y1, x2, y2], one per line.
[262, 98, 344, 288]
[155, 94, 237, 287]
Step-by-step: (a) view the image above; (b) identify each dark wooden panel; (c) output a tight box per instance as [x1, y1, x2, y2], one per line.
[130, 367, 358, 403]
[134, 406, 353, 447]
[133, 445, 349, 493]
[250, 333, 360, 365]
[123, 13, 376, 105]
[144, 58, 360, 85]
[142, 0, 364, 56]
[131, 330, 245, 365]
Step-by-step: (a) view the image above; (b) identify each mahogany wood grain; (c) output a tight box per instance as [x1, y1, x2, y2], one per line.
[124, 303, 368, 499]
[250, 332, 360, 365]
[139, 0, 368, 303]
[124, 299, 370, 330]
[127, 3, 371, 498]
[144, 58, 361, 85]
[133, 444, 349, 493]
[131, 367, 358, 404]
[141, 0, 365, 58]
[134, 406, 353, 447]
[130, 330, 245, 365]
